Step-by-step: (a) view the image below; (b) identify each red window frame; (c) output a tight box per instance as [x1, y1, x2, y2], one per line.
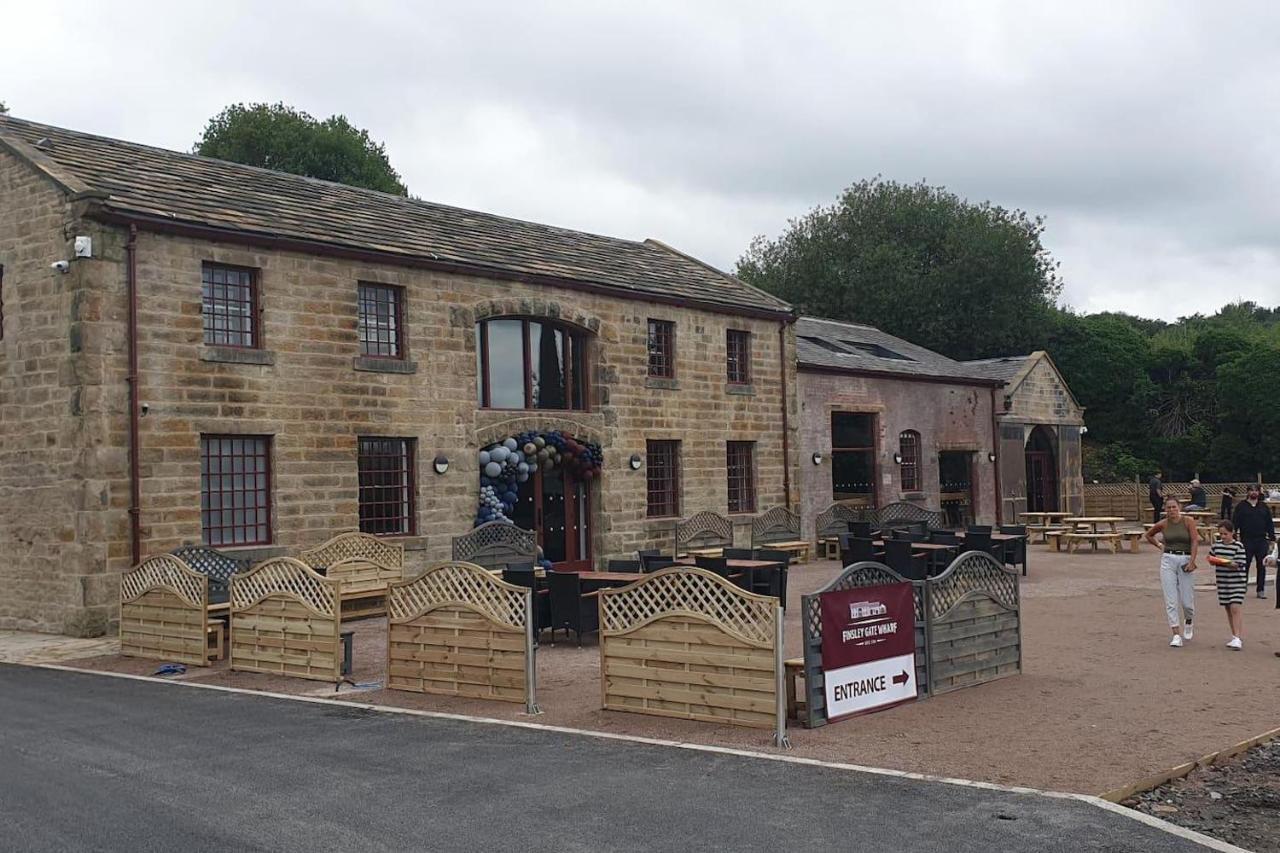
[647, 319, 676, 379]
[726, 329, 751, 384]
[200, 435, 272, 546]
[726, 441, 756, 513]
[898, 430, 921, 492]
[646, 440, 681, 518]
[357, 437, 416, 536]
[202, 262, 260, 349]
[357, 283, 405, 359]
[475, 318, 589, 411]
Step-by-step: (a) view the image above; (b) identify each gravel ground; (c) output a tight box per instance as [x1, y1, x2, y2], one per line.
[64, 546, 1280, 794]
[1128, 739, 1280, 852]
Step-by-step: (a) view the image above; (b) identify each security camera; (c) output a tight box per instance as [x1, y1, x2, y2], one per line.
[50, 260, 70, 273]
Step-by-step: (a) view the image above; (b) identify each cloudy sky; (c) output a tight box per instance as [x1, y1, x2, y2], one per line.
[3, 2, 1276, 319]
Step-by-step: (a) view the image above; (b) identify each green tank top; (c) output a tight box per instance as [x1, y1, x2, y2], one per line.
[1163, 517, 1192, 551]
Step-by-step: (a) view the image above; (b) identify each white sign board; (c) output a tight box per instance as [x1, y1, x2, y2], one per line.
[823, 652, 917, 719]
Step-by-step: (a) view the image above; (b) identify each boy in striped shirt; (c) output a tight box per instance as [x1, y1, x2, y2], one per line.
[1209, 520, 1247, 649]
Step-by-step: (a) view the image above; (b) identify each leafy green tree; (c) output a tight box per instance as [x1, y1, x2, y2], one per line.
[737, 178, 1062, 359]
[1049, 313, 1154, 446]
[0, 101, 8, 114]
[194, 103, 407, 195]
[1216, 345, 1280, 476]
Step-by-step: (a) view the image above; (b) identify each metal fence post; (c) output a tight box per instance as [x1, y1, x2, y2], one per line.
[773, 602, 790, 748]
[524, 590, 541, 716]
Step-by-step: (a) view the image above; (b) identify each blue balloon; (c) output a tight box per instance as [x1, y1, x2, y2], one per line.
[478, 450, 490, 466]
[484, 461, 503, 478]
[503, 438, 518, 451]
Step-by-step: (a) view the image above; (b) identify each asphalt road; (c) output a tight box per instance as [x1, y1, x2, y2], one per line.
[0, 665, 1217, 853]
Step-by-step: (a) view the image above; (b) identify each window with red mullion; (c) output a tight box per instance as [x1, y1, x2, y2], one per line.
[358, 437, 416, 535]
[646, 440, 680, 518]
[201, 263, 259, 348]
[899, 430, 921, 492]
[357, 283, 404, 358]
[647, 319, 675, 378]
[726, 329, 751, 384]
[200, 435, 271, 546]
[726, 441, 756, 513]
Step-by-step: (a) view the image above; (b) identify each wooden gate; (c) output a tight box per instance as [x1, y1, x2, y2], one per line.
[598, 567, 785, 743]
[386, 561, 537, 713]
[120, 555, 210, 666]
[230, 557, 342, 683]
[926, 551, 1021, 694]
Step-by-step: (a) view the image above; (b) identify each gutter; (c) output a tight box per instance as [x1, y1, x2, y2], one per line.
[126, 225, 142, 565]
[990, 386, 1002, 526]
[778, 319, 795, 508]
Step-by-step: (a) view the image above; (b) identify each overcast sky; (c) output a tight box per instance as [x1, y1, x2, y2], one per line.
[4, 1, 1276, 320]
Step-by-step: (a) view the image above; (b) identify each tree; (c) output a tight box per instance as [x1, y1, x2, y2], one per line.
[0, 101, 8, 114]
[1049, 313, 1154, 446]
[193, 103, 407, 196]
[736, 178, 1062, 359]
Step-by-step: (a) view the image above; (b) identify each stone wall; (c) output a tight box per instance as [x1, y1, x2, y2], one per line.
[1005, 356, 1081, 425]
[796, 369, 998, 537]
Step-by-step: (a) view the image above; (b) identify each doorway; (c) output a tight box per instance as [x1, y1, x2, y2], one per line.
[939, 451, 975, 526]
[511, 467, 593, 571]
[1025, 426, 1059, 513]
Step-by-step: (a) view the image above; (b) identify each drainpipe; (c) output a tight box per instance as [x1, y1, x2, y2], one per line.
[778, 321, 792, 508]
[126, 225, 141, 565]
[989, 386, 1002, 526]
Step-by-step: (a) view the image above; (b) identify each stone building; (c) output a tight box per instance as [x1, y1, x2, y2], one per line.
[0, 116, 799, 633]
[795, 317, 1003, 537]
[962, 352, 1085, 519]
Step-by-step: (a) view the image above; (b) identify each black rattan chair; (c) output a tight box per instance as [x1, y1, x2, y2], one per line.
[884, 539, 927, 581]
[723, 548, 754, 560]
[999, 525, 1029, 576]
[607, 559, 642, 573]
[547, 572, 598, 646]
[753, 549, 791, 606]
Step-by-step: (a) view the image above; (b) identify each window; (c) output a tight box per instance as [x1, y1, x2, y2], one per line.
[475, 318, 588, 410]
[831, 413, 876, 506]
[840, 341, 912, 361]
[358, 437, 416, 535]
[647, 319, 675, 379]
[358, 283, 404, 358]
[200, 435, 271, 546]
[898, 430, 921, 492]
[201, 263, 258, 348]
[646, 440, 680, 518]
[726, 441, 756, 513]
[726, 329, 751, 384]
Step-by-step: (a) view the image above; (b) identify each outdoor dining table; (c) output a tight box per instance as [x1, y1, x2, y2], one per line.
[1062, 516, 1125, 533]
[1019, 511, 1071, 523]
[571, 571, 644, 586]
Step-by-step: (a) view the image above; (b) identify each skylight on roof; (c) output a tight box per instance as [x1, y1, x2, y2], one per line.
[800, 336, 851, 354]
[840, 340, 914, 361]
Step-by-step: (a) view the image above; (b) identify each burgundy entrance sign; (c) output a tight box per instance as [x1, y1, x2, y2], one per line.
[819, 582, 917, 721]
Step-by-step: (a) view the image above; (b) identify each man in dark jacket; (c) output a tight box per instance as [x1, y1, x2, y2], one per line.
[1148, 472, 1164, 524]
[1232, 487, 1276, 598]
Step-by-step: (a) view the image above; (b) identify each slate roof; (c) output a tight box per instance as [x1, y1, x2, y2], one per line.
[795, 316, 1000, 384]
[0, 115, 791, 317]
[960, 355, 1032, 384]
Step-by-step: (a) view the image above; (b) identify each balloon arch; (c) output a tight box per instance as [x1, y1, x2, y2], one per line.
[476, 430, 604, 526]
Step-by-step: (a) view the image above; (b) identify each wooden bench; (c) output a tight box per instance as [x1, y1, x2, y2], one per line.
[1120, 531, 1145, 553]
[766, 540, 811, 564]
[1064, 532, 1122, 554]
[818, 537, 840, 560]
[784, 657, 806, 723]
[1029, 525, 1069, 544]
[298, 532, 405, 620]
[1045, 529, 1069, 551]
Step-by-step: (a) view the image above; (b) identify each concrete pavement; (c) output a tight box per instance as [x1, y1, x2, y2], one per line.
[0, 665, 1227, 852]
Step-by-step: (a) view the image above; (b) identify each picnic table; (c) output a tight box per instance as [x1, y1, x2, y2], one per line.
[1020, 511, 1071, 523]
[1063, 516, 1125, 533]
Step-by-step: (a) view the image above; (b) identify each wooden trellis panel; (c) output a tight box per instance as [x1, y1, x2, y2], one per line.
[676, 511, 734, 553]
[386, 561, 533, 706]
[926, 551, 1021, 695]
[451, 522, 538, 571]
[120, 555, 210, 666]
[598, 567, 781, 730]
[230, 558, 341, 683]
[751, 506, 801, 546]
[298, 531, 404, 573]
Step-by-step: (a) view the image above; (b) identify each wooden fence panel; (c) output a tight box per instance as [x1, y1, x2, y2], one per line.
[599, 567, 782, 732]
[926, 551, 1021, 695]
[1083, 481, 1276, 521]
[119, 555, 209, 667]
[230, 558, 341, 683]
[386, 561, 533, 708]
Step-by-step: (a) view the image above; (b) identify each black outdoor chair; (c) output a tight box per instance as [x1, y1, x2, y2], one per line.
[637, 548, 661, 564]
[966, 525, 993, 535]
[505, 561, 536, 573]
[898, 530, 928, 543]
[963, 530, 1004, 561]
[641, 555, 677, 573]
[884, 539, 927, 581]
[607, 559, 642, 573]
[999, 525, 1029, 576]
[847, 520, 874, 540]
[840, 536, 876, 566]
[547, 571, 598, 646]
[723, 548, 754, 560]
[502, 566, 550, 637]
[753, 548, 791, 606]
[929, 530, 960, 546]
[694, 555, 746, 588]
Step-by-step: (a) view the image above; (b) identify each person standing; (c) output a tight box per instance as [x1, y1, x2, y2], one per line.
[1209, 520, 1247, 649]
[1186, 479, 1208, 510]
[1220, 486, 1237, 521]
[1145, 497, 1199, 647]
[1231, 486, 1276, 598]
[1148, 471, 1164, 524]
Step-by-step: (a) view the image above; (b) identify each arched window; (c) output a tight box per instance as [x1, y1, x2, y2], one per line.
[898, 430, 921, 492]
[476, 318, 589, 411]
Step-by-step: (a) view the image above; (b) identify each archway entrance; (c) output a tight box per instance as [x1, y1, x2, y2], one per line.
[1025, 426, 1058, 513]
[477, 431, 601, 571]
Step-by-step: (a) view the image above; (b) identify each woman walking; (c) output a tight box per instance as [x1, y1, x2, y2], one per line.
[1144, 496, 1199, 647]
[1208, 520, 1246, 650]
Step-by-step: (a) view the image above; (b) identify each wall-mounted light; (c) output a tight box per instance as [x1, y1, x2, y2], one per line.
[433, 454, 450, 475]
[892, 452, 904, 465]
[987, 451, 997, 463]
[1080, 425, 1089, 435]
[629, 454, 643, 470]
[811, 452, 823, 465]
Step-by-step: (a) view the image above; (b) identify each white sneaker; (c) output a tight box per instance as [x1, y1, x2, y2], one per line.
[1183, 622, 1194, 641]
[1170, 635, 1183, 647]
[1227, 637, 1242, 650]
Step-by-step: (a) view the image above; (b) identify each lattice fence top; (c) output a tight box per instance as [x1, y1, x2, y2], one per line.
[752, 506, 800, 543]
[170, 545, 249, 586]
[676, 511, 734, 548]
[802, 561, 918, 641]
[876, 501, 947, 529]
[599, 567, 776, 647]
[451, 522, 537, 569]
[927, 551, 1018, 620]
[389, 561, 528, 628]
[1085, 481, 1276, 498]
[814, 503, 861, 539]
[231, 557, 337, 617]
[298, 532, 404, 571]
[121, 555, 207, 608]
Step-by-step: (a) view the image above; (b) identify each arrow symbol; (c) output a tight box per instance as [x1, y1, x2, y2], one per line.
[892, 670, 909, 686]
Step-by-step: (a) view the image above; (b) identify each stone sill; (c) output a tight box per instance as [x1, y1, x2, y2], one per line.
[354, 356, 418, 374]
[645, 377, 679, 391]
[726, 383, 755, 397]
[201, 346, 276, 366]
